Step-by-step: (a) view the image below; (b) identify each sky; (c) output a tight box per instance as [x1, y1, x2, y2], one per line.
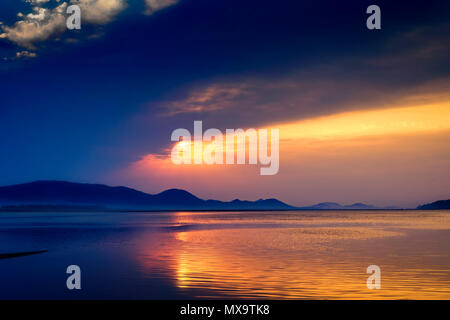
[0, 0, 449, 207]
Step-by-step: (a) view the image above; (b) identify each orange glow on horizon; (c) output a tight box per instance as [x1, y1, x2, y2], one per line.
[276, 101, 450, 142]
[139, 101, 450, 168]
[112, 99, 450, 207]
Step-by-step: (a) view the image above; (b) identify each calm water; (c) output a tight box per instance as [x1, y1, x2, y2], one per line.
[0, 210, 449, 299]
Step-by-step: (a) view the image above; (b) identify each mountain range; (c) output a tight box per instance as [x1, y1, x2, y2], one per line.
[297, 202, 378, 210]
[0, 181, 446, 212]
[0, 181, 293, 211]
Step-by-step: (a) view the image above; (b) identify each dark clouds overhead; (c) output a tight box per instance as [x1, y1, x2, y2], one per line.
[0, 0, 449, 189]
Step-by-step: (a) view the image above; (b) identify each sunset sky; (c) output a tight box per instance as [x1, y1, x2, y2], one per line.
[0, 0, 449, 207]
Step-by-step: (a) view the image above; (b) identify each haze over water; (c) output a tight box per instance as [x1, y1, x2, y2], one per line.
[1, 210, 449, 299]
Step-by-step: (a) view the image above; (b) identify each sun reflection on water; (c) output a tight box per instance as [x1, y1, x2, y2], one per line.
[137, 211, 450, 299]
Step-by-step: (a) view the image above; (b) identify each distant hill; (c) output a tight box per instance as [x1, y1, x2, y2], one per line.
[298, 202, 378, 210]
[0, 181, 293, 211]
[417, 199, 450, 210]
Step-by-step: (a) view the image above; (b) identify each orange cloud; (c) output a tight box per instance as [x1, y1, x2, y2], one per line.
[277, 101, 450, 142]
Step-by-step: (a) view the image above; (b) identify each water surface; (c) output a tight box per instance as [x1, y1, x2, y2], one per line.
[0, 210, 449, 299]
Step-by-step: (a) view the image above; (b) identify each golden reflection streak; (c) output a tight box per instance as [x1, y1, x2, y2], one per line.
[171, 228, 450, 299]
[135, 211, 450, 299]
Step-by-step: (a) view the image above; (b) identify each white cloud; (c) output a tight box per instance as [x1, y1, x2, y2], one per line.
[26, 7, 48, 21]
[0, 0, 176, 50]
[0, 3, 67, 49]
[16, 50, 37, 58]
[145, 0, 178, 15]
[25, 0, 52, 4]
[77, 0, 127, 24]
[0, 0, 127, 49]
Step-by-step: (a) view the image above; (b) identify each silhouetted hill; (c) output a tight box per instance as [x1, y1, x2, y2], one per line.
[0, 181, 293, 211]
[346, 203, 377, 210]
[417, 199, 450, 210]
[298, 202, 377, 210]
